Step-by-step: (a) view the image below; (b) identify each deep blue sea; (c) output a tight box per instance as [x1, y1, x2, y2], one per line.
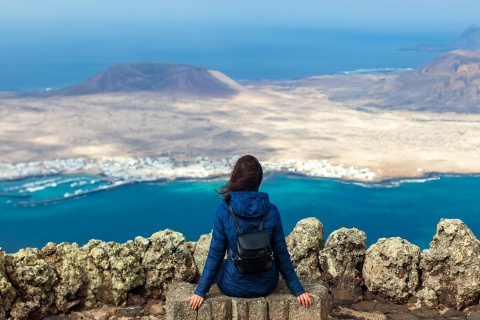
[1, 174, 480, 253]
[0, 23, 456, 91]
[1, 24, 475, 253]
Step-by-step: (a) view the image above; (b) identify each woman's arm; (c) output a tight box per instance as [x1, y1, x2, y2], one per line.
[192, 205, 228, 300]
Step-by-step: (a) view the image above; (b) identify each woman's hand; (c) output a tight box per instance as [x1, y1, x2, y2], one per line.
[189, 294, 205, 310]
[297, 292, 313, 307]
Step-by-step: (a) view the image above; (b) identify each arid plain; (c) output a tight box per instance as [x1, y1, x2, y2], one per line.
[1, 68, 479, 181]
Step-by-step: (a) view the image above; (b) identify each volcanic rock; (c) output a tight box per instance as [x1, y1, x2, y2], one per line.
[193, 232, 212, 281]
[417, 219, 480, 309]
[286, 218, 324, 279]
[363, 237, 420, 303]
[374, 50, 480, 112]
[319, 227, 367, 303]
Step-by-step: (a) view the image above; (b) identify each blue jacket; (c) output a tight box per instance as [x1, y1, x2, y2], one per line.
[194, 191, 305, 298]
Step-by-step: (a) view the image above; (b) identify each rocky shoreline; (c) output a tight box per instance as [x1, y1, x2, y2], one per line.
[2, 218, 480, 319]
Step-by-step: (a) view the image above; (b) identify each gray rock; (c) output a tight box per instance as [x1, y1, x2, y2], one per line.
[0, 248, 16, 320]
[286, 218, 324, 279]
[363, 237, 420, 303]
[41, 242, 100, 312]
[418, 219, 480, 309]
[165, 282, 205, 320]
[124, 236, 150, 260]
[5, 247, 58, 319]
[143, 229, 196, 298]
[232, 297, 267, 320]
[201, 286, 231, 320]
[193, 232, 212, 280]
[45, 305, 119, 320]
[319, 227, 366, 303]
[165, 279, 330, 320]
[83, 239, 145, 306]
[278, 278, 331, 320]
[330, 306, 387, 320]
[265, 290, 291, 320]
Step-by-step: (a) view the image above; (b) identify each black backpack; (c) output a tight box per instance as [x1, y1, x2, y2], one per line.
[229, 205, 274, 274]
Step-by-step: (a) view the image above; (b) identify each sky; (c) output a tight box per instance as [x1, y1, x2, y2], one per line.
[1, 0, 479, 31]
[0, 0, 478, 90]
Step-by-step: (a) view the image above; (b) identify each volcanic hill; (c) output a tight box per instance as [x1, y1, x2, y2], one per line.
[371, 50, 480, 113]
[42, 62, 243, 97]
[401, 25, 480, 52]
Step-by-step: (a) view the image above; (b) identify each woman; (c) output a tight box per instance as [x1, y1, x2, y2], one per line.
[190, 155, 312, 310]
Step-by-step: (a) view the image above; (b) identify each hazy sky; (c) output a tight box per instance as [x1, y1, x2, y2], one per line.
[1, 0, 479, 31]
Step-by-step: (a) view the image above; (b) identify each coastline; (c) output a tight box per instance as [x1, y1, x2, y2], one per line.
[0, 156, 376, 184]
[2, 156, 480, 186]
[2, 156, 480, 203]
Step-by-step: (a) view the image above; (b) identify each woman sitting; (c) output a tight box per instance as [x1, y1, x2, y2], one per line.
[190, 155, 312, 309]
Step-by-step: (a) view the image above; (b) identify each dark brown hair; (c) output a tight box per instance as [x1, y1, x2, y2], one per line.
[217, 155, 263, 202]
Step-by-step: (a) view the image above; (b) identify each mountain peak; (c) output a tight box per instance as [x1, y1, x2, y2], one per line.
[44, 62, 242, 97]
[376, 50, 480, 112]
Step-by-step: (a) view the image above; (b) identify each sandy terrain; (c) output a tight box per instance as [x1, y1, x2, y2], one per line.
[1, 75, 479, 180]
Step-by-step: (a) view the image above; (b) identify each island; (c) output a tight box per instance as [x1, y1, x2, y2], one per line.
[1, 54, 480, 184]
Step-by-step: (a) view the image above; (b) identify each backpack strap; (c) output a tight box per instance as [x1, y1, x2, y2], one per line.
[228, 205, 243, 234]
[259, 214, 267, 231]
[229, 204, 268, 232]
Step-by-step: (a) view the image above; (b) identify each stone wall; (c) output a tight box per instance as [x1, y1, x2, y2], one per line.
[1, 229, 196, 320]
[1, 218, 480, 319]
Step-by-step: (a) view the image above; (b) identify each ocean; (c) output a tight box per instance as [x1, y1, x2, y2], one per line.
[1, 24, 475, 254]
[1, 174, 480, 253]
[0, 23, 456, 91]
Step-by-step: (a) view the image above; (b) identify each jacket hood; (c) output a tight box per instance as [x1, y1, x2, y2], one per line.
[229, 191, 271, 218]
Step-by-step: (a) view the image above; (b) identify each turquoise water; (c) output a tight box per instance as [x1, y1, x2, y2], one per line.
[1, 174, 479, 253]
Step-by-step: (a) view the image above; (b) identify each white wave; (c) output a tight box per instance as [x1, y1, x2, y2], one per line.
[70, 180, 96, 188]
[5, 177, 91, 193]
[25, 186, 47, 192]
[341, 67, 413, 75]
[351, 176, 440, 188]
[5, 177, 61, 191]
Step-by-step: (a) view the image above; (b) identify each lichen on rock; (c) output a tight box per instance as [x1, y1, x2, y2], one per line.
[0, 248, 16, 320]
[319, 227, 366, 303]
[41, 242, 101, 313]
[363, 237, 420, 303]
[418, 218, 480, 309]
[286, 217, 324, 278]
[142, 229, 196, 298]
[193, 232, 212, 281]
[82, 239, 145, 306]
[5, 247, 58, 319]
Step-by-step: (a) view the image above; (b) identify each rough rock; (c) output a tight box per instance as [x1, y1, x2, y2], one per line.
[330, 306, 387, 320]
[0, 248, 16, 320]
[142, 229, 196, 298]
[165, 282, 204, 320]
[286, 218, 324, 278]
[86, 240, 145, 305]
[193, 232, 212, 280]
[5, 247, 59, 319]
[41, 242, 102, 313]
[417, 219, 480, 309]
[319, 227, 366, 303]
[363, 237, 420, 303]
[124, 236, 150, 260]
[232, 297, 267, 320]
